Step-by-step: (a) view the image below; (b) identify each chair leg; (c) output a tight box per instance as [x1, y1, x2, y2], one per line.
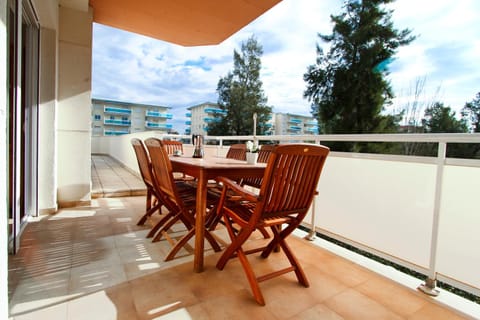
[279, 239, 309, 287]
[165, 225, 221, 261]
[137, 191, 160, 225]
[146, 211, 174, 238]
[261, 224, 309, 287]
[237, 247, 265, 306]
[165, 228, 195, 261]
[151, 213, 182, 242]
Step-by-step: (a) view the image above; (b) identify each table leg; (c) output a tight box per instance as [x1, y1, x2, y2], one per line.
[194, 169, 206, 272]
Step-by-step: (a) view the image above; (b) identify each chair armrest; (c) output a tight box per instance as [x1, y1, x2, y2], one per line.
[216, 176, 259, 202]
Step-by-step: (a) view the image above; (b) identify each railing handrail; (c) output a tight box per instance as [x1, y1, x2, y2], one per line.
[157, 132, 480, 144]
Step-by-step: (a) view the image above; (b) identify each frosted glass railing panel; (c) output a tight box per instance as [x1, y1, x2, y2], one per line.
[437, 165, 480, 291]
[315, 155, 437, 268]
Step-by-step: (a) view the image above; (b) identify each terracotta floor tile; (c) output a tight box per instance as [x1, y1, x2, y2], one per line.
[288, 304, 345, 320]
[408, 302, 472, 320]
[8, 191, 475, 319]
[355, 275, 428, 317]
[324, 288, 404, 320]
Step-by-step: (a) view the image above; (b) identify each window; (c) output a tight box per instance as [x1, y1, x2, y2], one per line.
[94, 114, 101, 120]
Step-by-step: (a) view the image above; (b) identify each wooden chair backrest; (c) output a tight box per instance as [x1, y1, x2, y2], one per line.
[256, 144, 329, 220]
[131, 138, 154, 188]
[226, 144, 246, 161]
[144, 138, 182, 210]
[257, 144, 275, 163]
[162, 140, 184, 155]
[241, 144, 276, 189]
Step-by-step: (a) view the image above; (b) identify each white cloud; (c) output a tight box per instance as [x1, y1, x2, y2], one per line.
[92, 0, 480, 133]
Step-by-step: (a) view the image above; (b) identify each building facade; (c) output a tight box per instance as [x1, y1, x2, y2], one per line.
[271, 113, 319, 135]
[91, 99, 173, 136]
[185, 102, 226, 135]
[185, 102, 318, 136]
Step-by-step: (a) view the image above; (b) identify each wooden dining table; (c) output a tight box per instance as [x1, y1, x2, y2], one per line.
[170, 155, 266, 272]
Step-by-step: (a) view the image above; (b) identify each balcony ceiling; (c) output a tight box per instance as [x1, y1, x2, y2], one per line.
[88, 0, 282, 46]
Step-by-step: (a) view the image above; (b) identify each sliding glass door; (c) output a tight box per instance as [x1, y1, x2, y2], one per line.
[7, 0, 39, 254]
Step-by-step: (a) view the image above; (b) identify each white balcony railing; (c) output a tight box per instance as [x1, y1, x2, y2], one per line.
[91, 132, 480, 299]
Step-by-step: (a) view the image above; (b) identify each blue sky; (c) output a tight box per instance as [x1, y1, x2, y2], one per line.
[92, 0, 480, 133]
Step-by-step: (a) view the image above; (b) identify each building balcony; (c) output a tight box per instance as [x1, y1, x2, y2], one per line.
[104, 119, 131, 126]
[289, 118, 302, 124]
[204, 117, 221, 123]
[185, 112, 192, 117]
[145, 111, 173, 119]
[305, 127, 319, 134]
[104, 129, 129, 135]
[288, 126, 302, 132]
[145, 121, 173, 130]
[204, 107, 227, 115]
[104, 106, 132, 115]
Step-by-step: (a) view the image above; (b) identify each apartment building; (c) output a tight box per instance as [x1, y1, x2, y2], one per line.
[91, 98, 173, 136]
[185, 102, 318, 136]
[185, 102, 227, 135]
[272, 113, 319, 135]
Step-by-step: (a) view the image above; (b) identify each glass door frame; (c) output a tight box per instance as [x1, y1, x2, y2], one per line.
[8, 0, 39, 254]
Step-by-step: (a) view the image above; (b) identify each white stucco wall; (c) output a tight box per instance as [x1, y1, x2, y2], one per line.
[56, 5, 92, 207]
[38, 27, 58, 214]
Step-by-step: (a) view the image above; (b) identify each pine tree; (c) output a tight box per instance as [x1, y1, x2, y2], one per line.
[461, 92, 480, 133]
[208, 36, 272, 136]
[304, 0, 414, 150]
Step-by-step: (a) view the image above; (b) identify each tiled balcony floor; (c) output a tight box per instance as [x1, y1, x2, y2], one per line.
[7, 155, 477, 319]
[91, 154, 146, 198]
[8, 194, 473, 320]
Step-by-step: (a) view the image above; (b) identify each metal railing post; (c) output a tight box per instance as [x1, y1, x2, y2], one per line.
[418, 141, 446, 296]
[305, 139, 322, 241]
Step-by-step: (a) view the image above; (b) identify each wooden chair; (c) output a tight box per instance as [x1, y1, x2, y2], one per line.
[206, 144, 276, 233]
[241, 144, 275, 189]
[131, 138, 161, 226]
[161, 139, 193, 181]
[215, 144, 330, 305]
[144, 137, 221, 260]
[225, 143, 246, 160]
[161, 139, 184, 155]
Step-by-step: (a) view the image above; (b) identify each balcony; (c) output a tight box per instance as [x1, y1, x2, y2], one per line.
[89, 133, 480, 307]
[145, 122, 173, 130]
[288, 126, 302, 132]
[8, 148, 479, 319]
[104, 129, 129, 135]
[104, 119, 131, 126]
[145, 111, 173, 119]
[204, 107, 227, 115]
[104, 106, 131, 115]
[305, 127, 319, 134]
[289, 118, 302, 124]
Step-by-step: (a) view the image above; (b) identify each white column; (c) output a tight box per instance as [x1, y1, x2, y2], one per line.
[38, 27, 58, 213]
[56, 5, 93, 207]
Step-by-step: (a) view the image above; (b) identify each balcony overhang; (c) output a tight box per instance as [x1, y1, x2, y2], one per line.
[88, 0, 282, 46]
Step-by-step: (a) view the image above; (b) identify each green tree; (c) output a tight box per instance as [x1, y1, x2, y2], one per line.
[421, 102, 467, 133]
[461, 92, 480, 133]
[303, 0, 415, 151]
[208, 36, 272, 136]
[420, 102, 474, 158]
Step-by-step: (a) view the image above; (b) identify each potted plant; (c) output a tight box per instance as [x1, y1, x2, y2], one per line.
[245, 141, 260, 164]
